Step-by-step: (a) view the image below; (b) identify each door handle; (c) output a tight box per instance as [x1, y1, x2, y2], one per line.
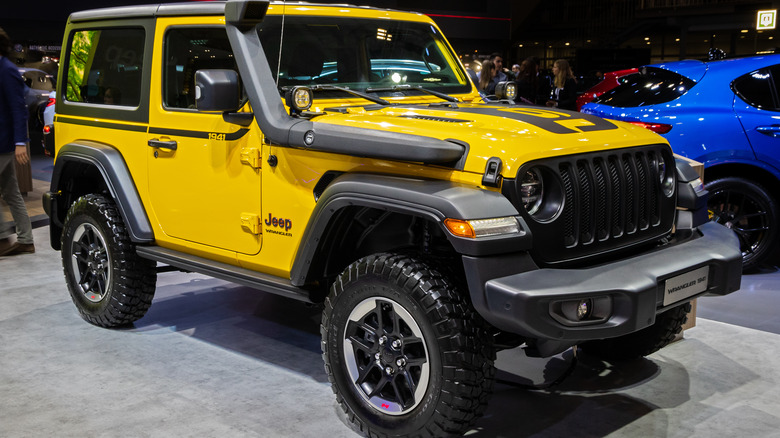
[148, 139, 178, 150]
[756, 125, 780, 138]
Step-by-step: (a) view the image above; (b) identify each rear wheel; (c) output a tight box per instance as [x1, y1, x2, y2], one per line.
[321, 253, 495, 437]
[61, 194, 156, 327]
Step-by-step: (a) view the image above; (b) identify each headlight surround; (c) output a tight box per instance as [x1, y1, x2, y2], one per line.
[515, 166, 563, 222]
[653, 152, 676, 197]
[520, 168, 544, 215]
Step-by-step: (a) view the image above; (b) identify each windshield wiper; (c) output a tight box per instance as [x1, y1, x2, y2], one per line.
[364, 84, 459, 103]
[308, 84, 391, 106]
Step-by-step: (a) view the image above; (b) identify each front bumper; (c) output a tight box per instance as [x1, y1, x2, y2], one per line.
[471, 222, 741, 347]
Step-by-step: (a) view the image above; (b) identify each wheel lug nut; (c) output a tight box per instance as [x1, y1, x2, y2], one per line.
[378, 336, 387, 345]
[391, 339, 402, 349]
[375, 352, 381, 360]
[396, 358, 406, 367]
[385, 366, 394, 375]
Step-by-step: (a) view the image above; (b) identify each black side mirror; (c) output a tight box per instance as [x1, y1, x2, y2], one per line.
[195, 69, 241, 112]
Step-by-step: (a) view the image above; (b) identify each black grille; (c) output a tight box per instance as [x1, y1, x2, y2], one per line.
[503, 145, 676, 265]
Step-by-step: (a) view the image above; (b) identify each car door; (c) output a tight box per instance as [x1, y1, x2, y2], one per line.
[733, 64, 780, 172]
[147, 22, 263, 256]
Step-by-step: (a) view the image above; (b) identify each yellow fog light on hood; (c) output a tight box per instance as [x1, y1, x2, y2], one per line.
[285, 86, 313, 113]
[494, 81, 517, 101]
[444, 217, 520, 238]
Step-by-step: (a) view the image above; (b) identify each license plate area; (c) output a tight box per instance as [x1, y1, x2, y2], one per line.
[663, 266, 709, 306]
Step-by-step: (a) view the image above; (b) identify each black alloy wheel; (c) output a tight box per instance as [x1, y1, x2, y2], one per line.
[322, 253, 495, 438]
[61, 194, 157, 327]
[706, 177, 779, 271]
[342, 296, 430, 415]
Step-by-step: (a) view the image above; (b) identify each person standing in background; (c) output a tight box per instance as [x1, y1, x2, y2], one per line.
[514, 57, 539, 105]
[0, 27, 35, 257]
[546, 59, 577, 111]
[486, 53, 508, 93]
[477, 59, 495, 97]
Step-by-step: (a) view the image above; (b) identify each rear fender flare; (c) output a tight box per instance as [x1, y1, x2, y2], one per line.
[51, 141, 154, 242]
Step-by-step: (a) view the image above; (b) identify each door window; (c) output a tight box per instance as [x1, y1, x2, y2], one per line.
[732, 66, 779, 111]
[163, 27, 238, 110]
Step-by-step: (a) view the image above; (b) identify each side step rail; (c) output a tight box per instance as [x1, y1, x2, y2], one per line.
[136, 246, 318, 303]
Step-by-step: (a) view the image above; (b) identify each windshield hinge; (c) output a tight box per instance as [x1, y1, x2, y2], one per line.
[240, 147, 262, 169]
[240, 213, 261, 235]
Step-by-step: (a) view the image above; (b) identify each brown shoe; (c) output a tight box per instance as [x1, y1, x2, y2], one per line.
[9, 243, 35, 255]
[0, 238, 18, 257]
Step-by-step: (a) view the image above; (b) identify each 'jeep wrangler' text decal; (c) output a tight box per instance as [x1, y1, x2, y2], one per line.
[265, 213, 292, 237]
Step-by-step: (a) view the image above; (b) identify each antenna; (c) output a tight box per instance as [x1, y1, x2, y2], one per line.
[275, 0, 286, 86]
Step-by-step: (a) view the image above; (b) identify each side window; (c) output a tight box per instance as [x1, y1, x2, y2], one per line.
[163, 27, 237, 110]
[65, 28, 145, 106]
[732, 67, 778, 110]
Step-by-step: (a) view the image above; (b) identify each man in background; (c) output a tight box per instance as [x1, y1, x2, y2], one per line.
[0, 27, 35, 257]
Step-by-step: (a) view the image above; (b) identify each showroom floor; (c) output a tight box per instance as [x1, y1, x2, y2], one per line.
[2, 158, 780, 437]
[3, 231, 780, 437]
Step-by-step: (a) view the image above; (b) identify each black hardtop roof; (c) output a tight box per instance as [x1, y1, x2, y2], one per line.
[68, 1, 407, 22]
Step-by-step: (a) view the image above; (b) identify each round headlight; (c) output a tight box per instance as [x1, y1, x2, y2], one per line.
[520, 168, 544, 215]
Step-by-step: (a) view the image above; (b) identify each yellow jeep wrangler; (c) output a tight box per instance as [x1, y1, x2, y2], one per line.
[44, 1, 742, 436]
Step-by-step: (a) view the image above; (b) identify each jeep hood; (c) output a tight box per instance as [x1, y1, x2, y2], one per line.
[309, 103, 668, 178]
[223, 11, 666, 180]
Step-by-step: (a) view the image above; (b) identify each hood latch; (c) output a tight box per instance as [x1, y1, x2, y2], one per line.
[482, 157, 502, 187]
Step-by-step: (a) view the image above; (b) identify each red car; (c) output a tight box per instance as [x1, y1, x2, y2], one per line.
[576, 68, 638, 110]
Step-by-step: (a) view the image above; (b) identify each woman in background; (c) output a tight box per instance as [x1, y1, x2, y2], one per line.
[546, 59, 577, 110]
[478, 59, 495, 97]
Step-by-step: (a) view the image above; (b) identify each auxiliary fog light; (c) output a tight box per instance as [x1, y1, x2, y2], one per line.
[562, 299, 592, 321]
[494, 81, 517, 101]
[551, 296, 612, 326]
[444, 216, 521, 238]
[285, 86, 313, 113]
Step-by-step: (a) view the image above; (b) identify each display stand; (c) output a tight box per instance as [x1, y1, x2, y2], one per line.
[675, 154, 704, 335]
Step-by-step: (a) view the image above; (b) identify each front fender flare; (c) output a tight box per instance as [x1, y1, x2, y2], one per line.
[290, 173, 529, 286]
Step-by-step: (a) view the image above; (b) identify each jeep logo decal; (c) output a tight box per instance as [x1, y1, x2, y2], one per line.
[265, 213, 292, 233]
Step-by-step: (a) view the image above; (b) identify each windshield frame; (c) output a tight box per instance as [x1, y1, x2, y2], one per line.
[256, 14, 472, 100]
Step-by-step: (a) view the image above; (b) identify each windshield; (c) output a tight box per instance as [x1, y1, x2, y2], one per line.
[257, 15, 471, 98]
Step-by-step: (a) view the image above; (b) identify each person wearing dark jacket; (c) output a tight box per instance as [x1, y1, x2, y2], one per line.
[0, 27, 35, 257]
[546, 59, 577, 111]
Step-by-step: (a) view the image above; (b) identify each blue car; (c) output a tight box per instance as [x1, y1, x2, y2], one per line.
[582, 54, 780, 270]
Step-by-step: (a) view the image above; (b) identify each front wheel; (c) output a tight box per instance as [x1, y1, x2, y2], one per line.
[321, 254, 495, 438]
[61, 194, 157, 327]
[706, 177, 779, 271]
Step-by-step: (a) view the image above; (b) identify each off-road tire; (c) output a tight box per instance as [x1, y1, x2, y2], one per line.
[580, 302, 691, 362]
[321, 253, 495, 438]
[706, 177, 779, 271]
[61, 194, 156, 327]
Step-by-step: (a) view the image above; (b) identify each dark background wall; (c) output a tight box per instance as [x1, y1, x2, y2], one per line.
[2, 0, 779, 73]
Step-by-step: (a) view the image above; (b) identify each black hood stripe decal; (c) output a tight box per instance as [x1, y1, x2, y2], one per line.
[399, 104, 619, 135]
